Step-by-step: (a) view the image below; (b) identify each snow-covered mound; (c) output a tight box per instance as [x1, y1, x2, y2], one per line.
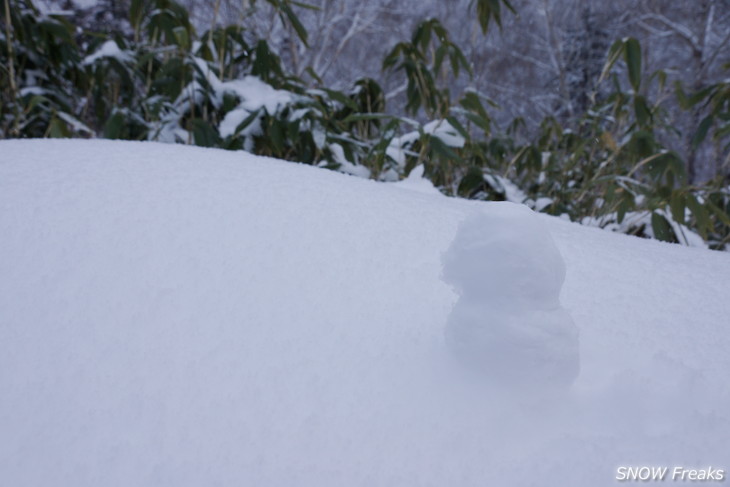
[1, 140, 730, 487]
[443, 205, 579, 387]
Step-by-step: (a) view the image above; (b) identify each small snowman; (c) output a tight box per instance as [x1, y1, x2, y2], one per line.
[442, 203, 579, 388]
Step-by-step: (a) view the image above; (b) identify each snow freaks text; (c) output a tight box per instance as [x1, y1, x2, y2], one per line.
[616, 466, 725, 482]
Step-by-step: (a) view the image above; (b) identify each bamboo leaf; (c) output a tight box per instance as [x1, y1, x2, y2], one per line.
[191, 118, 221, 147]
[624, 38, 642, 91]
[669, 192, 686, 225]
[599, 39, 624, 83]
[691, 115, 713, 148]
[686, 194, 709, 239]
[651, 212, 675, 242]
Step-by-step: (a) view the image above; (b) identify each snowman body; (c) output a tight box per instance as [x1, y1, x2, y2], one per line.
[442, 203, 580, 387]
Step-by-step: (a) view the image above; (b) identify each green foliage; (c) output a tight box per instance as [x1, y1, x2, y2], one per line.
[679, 76, 730, 157]
[1, 0, 729, 250]
[470, 0, 516, 34]
[383, 18, 470, 118]
[1, 0, 86, 137]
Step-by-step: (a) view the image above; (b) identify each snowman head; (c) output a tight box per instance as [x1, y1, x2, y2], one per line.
[442, 203, 566, 309]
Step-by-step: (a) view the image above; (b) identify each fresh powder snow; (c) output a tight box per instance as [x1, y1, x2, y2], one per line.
[82, 39, 134, 66]
[386, 119, 465, 168]
[1, 139, 729, 486]
[218, 76, 294, 139]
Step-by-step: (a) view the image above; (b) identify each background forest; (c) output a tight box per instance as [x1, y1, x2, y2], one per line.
[3, 0, 730, 248]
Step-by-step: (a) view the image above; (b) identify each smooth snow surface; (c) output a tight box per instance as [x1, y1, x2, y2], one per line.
[2, 140, 730, 486]
[443, 206, 579, 387]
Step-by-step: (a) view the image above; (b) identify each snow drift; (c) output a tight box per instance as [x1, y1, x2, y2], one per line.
[1, 139, 730, 487]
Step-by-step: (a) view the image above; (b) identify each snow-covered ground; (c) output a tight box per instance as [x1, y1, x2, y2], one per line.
[1, 139, 729, 486]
